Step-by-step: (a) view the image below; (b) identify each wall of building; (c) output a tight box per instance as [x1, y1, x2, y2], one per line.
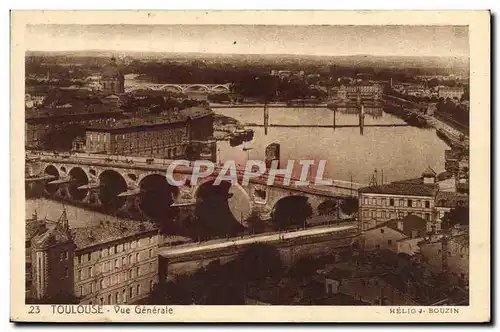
[360, 226, 406, 252]
[358, 193, 435, 231]
[74, 232, 159, 305]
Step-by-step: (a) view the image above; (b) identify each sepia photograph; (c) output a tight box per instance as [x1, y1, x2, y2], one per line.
[10, 10, 490, 323]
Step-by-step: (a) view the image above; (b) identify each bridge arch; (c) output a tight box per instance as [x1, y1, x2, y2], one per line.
[211, 84, 231, 93]
[271, 195, 312, 230]
[193, 178, 251, 236]
[138, 173, 179, 222]
[97, 170, 127, 211]
[184, 84, 210, 93]
[43, 165, 60, 195]
[68, 166, 89, 201]
[160, 84, 184, 93]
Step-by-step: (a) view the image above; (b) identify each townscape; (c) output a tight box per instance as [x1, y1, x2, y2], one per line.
[24, 24, 469, 306]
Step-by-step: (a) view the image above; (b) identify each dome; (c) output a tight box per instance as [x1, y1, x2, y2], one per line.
[101, 57, 123, 79]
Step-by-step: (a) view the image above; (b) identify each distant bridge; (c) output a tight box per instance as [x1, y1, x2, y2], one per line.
[125, 83, 232, 94]
[25, 151, 365, 224]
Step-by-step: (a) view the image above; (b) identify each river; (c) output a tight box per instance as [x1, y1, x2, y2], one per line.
[213, 106, 447, 184]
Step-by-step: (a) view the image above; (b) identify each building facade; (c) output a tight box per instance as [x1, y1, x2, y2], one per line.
[358, 168, 439, 232]
[84, 107, 214, 160]
[27, 213, 160, 305]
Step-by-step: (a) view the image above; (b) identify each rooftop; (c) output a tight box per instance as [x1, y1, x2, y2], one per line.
[387, 215, 427, 238]
[359, 182, 437, 197]
[71, 219, 158, 250]
[86, 107, 213, 131]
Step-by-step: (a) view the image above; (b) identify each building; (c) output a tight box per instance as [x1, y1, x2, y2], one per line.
[27, 210, 160, 304]
[84, 107, 214, 160]
[358, 167, 439, 232]
[337, 84, 383, 101]
[360, 214, 428, 253]
[25, 86, 50, 108]
[432, 191, 469, 233]
[25, 104, 126, 151]
[438, 86, 465, 100]
[419, 228, 469, 288]
[101, 57, 125, 95]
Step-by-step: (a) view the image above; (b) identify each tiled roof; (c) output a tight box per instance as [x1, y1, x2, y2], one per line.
[435, 191, 469, 208]
[359, 182, 437, 197]
[26, 218, 47, 240]
[86, 107, 213, 131]
[32, 222, 73, 249]
[71, 220, 157, 250]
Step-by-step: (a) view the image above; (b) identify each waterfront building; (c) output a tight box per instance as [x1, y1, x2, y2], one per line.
[337, 84, 383, 101]
[432, 191, 469, 233]
[27, 210, 160, 304]
[438, 86, 465, 100]
[101, 57, 125, 95]
[358, 167, 439, 232]
[84, 107, 214, 160]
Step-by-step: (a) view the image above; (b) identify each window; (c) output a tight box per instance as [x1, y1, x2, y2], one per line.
[129, 287, 133, 299]
[380, 229, 385, 234]
[100, 279, 104, 289]
[90, 282, 94, 293]
[64, 267, 69, 278]
[109, 246, 114, 255]
[115, 259, 119, 269]
[136, 267, 140, 277]
[425, 201, 430, 208]
[136, 284, 141, 296]
[407, 200, 413, 207]
[100, 297, 104, 305]
[150, 280, 154, 291]
[136, 253, 140, 262]
[389, 199, 394, 206]
[129, 254, 133, 264]
[78, 270, 82, 281]
[80, 286, 84, 296]
[87, 253, 91, 262]
[114, 245, 119, 253]
[416, 200, 421, 208]
[115, 292, 120, 304]
[122, 257, 126, 266]
[122, 289, 127, 302]
[425, 213, 430, 221]
[78, 255, 82, 264]
[149, 262, 154, 272]
[107, 294, 112, 305]
[387, 240, 392, 245]
[88, 267, 92, 278]
[65, 251, 69, 260]
[149, 249, 153, 258]
[149, 236, 154, 244]
[129, 270, 133, 279]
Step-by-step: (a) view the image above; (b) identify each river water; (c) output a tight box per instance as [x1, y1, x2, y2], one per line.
[213, 107, 447, 184]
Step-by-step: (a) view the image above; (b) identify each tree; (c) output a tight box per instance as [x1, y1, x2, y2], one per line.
[317, 199, 338, 216]
[244, 211, 267, 234]
[441, 207, 469, 231]
[340, 197, 359, 215]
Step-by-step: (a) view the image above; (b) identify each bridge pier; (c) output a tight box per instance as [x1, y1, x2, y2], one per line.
[82, 188, 102, 208]
[118, 195, 146, 220]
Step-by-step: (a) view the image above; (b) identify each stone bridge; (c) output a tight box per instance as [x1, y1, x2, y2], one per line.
[25, 151, 363, 225]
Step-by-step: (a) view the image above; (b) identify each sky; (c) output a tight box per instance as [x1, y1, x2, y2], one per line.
[25, 24, 469, 57]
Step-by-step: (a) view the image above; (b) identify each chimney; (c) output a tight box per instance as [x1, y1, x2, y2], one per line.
[397, 219, 404, 232]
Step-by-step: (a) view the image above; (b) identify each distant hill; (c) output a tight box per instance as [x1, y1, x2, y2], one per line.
[25, 50, 469, 72]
